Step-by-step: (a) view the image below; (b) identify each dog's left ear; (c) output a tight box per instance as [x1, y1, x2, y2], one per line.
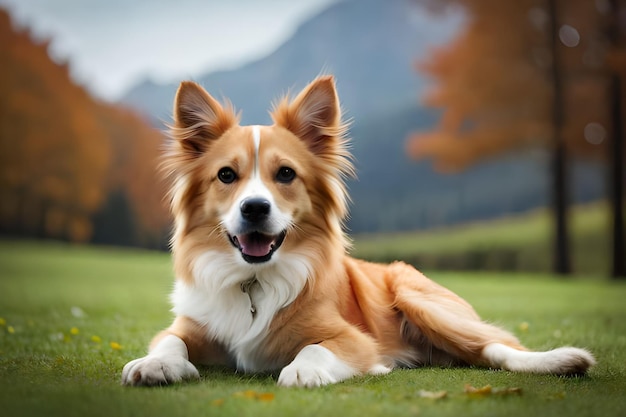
[271, 76, 345, 155]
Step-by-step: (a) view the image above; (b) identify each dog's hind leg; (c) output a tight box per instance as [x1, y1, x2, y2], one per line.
[386, 262, 595, 375]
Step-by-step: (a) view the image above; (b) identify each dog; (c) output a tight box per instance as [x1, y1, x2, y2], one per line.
[121, 76, 595, 387]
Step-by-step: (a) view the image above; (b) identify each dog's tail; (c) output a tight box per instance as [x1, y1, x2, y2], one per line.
[387, 262, 595, 375]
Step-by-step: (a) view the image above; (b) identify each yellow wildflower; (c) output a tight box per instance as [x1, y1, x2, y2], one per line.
[0, 317, 6, 326]
[7, 326, 15, 334]
[91, 335, 102, 343]
[70, 327, 80, 335]
[110, 341, 123, 350]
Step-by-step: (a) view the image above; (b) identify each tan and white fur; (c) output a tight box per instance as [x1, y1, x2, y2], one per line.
[121, 76, 595, 387]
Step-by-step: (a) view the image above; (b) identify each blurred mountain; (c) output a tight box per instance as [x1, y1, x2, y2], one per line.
[122, 0, 454, 124]
[121, 0, 604, 234]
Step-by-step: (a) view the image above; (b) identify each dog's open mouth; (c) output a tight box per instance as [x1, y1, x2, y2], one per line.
[228, 231, 286, 263]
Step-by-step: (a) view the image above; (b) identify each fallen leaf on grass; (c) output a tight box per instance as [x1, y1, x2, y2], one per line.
[493, 387, 522, 396]
[464, 384, 522, 397]
[211, 399, 225, 406]
[465, 384, 492, 397]
[418, 390, 448, 400]
[232, 390, 275, 402]
[256, 392, 275, 402]
[547, 391, 566, 401]
[233, 390, 258, 399]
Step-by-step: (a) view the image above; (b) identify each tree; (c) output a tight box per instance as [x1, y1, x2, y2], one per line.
[0, 10, 110, 242]
[607, 0, 626, 278]
[408, 0, 624, 276]
[0, 10, 169, 246]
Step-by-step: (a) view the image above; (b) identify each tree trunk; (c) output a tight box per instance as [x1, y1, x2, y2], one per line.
[609, 74, 625, 278]
[547, 0, 571, 275]
[552, 140, 571, 274]
[609, 0, 625, 278]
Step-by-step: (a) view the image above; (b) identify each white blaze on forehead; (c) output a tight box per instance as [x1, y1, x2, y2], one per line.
[245, 125, 268, 198]
[252, 125, 261, 151]
[252, 125, 261, 176]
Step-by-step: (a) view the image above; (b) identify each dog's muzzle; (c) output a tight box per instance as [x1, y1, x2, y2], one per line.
[228, 198, 287, 263]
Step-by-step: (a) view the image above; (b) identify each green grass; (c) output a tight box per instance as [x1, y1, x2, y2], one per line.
[1, 240, 625, 417]
[352, 201, 612, 275]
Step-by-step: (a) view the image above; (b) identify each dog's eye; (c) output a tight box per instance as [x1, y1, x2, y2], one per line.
[218, 167, 237, 184]
[276, 167, 296, 183]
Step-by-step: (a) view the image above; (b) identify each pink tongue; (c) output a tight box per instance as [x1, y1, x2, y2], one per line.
[238, 233, 275, 257]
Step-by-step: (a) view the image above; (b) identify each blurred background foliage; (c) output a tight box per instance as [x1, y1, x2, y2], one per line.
[0, 0, 623, 276]
[0, 10, 169, 248]
[406, 0, 624, 277]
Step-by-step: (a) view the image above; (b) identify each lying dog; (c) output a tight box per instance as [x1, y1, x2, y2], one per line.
[122, 76, 594, 387]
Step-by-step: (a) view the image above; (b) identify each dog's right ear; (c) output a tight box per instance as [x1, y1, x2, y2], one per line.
[171, 81, 238, 155]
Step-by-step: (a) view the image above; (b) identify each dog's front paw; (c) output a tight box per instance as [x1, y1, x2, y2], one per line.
[121, 355, 199, 386]
[277, 344, 357, 388]
[278, 361, 337, 388]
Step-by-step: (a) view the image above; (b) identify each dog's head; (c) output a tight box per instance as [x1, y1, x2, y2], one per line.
[163, 76, 353, 270]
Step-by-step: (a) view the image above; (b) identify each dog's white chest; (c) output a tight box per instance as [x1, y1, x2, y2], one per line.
[171, 279, 273, 369]
[170, 251, 311, 371]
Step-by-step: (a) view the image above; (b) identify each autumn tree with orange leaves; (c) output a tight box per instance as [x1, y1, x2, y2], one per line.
[0, 10, 168, 246]
[408, 0, 625, 277]
[0, 11, 111, 241]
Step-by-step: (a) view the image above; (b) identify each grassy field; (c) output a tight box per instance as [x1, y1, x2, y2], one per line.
[0, 240, 625, 417]
[352, 201, 612, 275]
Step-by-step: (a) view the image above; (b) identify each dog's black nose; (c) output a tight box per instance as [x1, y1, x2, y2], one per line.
[240, 198, 271, 222]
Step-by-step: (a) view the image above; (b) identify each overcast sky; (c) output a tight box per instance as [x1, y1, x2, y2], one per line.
[0, 0, 340, 101]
